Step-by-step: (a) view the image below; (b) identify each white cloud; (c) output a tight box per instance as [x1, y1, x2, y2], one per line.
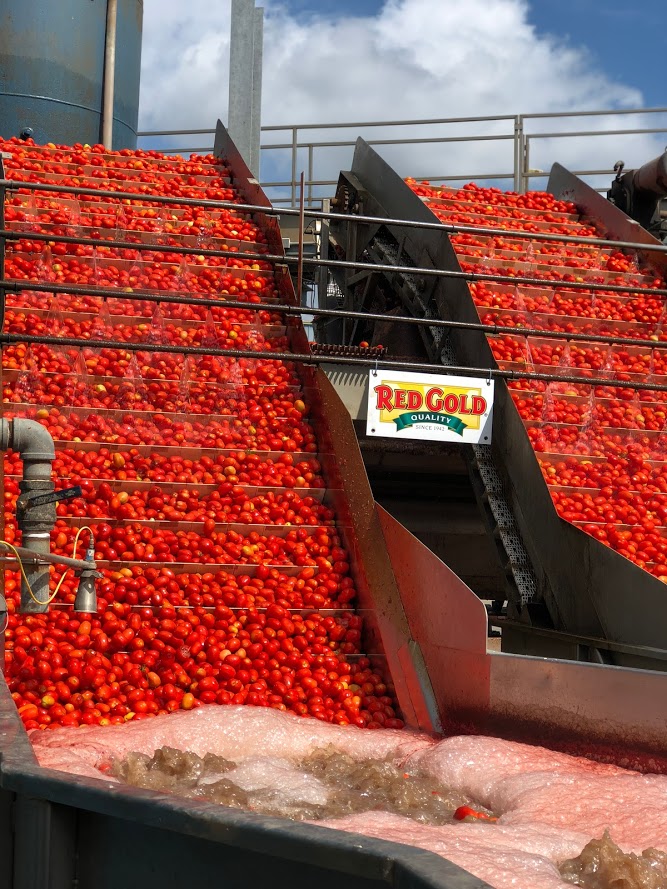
[138, 0, 666, 198]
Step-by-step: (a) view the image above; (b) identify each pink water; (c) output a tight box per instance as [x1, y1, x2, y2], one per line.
[31, 706, 667, 889]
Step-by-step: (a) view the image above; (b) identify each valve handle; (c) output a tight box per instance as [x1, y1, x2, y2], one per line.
[26, 486, 83, 508]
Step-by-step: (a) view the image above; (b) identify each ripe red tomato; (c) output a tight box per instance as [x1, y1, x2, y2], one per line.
[3, 137, 401, 733]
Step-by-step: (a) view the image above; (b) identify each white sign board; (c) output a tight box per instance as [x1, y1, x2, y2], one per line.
[366, 370, 494, 444]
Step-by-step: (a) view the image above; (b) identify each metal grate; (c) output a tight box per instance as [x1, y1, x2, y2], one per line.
[327, 276, 345, 306]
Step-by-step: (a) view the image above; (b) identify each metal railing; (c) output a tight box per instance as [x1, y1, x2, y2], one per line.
[138, 107, 667, 208]
[4, 174, 667, 395]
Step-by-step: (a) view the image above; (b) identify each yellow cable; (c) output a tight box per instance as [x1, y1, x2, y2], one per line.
[0, 539, 56, 606]
[0, 525, 95, 607]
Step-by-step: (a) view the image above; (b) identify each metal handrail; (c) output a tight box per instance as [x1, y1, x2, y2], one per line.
[5, 175, 667, 390]
[138, 107, 667, 207]
[4, 176, 667, 256]
[5, 330, 667, 395]
[5, 272, 667, 355]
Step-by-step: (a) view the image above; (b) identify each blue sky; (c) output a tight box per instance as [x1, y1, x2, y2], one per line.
[528, 0, 662, 108]
[267, 0, 662, 108]
[140, 0, 666, 196]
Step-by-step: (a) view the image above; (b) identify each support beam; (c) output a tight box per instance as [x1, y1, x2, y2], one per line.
[101, 0, 118, 149]
[249, 8, 264, 178]
[228, 0, 263, 176]
[228, 0, 254, 169]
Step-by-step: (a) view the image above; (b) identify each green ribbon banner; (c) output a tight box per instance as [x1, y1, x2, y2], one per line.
[393, 412, 468, 435]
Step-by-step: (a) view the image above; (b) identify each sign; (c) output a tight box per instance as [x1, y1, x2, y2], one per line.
[366, 370, 494, 444]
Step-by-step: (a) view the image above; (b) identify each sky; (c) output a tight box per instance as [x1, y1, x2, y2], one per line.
[138, 0, 666, 200]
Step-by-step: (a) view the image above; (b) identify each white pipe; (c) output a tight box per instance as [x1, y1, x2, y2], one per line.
[0, 419, 57, 613]
[0, 418, 55, 479]
[102, 0, 118, 149]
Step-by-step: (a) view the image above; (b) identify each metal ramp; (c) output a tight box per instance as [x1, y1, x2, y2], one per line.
[322, 138, 667, 670]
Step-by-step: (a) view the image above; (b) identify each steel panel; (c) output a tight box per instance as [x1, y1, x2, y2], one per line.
[348, 139, 667, 665]
[376, 505, 489, 729]
[486, 653, 667, 772]
[310, 370, 436, 731]
[548, 162, 667, 277]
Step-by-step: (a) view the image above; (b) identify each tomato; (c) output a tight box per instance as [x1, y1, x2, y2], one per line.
[2, 137, 400, 733]
[406, 177, 667, 584]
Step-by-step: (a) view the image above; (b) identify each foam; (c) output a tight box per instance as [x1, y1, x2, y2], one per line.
[316, 813, 575, 889]
[32, 704, 433, 776]
[31, 708, 667, 889]
[409, 736, 667, 852]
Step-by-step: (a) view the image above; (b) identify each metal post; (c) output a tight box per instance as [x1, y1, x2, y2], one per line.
[513, 115, 523, 193]
[318, 197, 331, 318]
[102, 0, 118, 151]
[291, 127, 298, 207]
[297, 171, 305, 303]
[228, 0, 255, 168]
[308, 144, 314, 208]
[249, 7, 264, 177]
[523, 136, 531, 194]
[518, 115, 526, 193]
[102, 0, 118, 149]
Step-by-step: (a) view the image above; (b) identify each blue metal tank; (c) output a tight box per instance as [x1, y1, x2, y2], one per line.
[0, 0, 143, 149]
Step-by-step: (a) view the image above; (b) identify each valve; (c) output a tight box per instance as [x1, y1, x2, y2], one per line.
[17, 485, 82, 512]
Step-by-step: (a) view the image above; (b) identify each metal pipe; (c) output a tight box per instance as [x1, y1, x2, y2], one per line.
[0, 418, 55, 480]
[307, 146, 314, 208]
[16, 532, 50, 613]
[0, 419, 56, 613]
[4, 330, 667, 394]
[5, 274, 667, 353]
[136, 107, 667, 139]
[523, 127, 667, 141]
[262, 134, 516, 150]
[137, 129, 217, 137]
[102, 0, 118, 150]
[291, 128, 298, 209]
[8, 546, 93, 573]
[0, 422, 97, 615]
[513, 115, 522, 193]
[522, 134, 530, 195]
[4, 175, 667, 256]
[297, 171, 305, 301]
[2, 228, 667, 298]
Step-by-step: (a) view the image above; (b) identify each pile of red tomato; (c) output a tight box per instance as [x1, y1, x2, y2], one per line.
[407, 178, 667, 582]
[3, 138, 401, 732]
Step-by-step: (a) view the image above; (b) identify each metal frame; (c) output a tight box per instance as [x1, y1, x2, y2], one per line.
[330, 140, 540, 622]
[329, 137, 667, 670]
[6, 169, 667, 396]
[138, 106, 667, 206]
[228, 0, 263, 175]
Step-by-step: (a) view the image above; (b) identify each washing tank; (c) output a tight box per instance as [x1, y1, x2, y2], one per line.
[0, 0, 142, 148]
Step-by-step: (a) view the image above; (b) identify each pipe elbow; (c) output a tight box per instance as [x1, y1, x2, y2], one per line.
[7, 418, 56, 479]
[0, 418, 10, 452]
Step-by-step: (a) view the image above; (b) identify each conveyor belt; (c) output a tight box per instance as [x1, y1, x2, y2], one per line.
[327, 139, 667, 670]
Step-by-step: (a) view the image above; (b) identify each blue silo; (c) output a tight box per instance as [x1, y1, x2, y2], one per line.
[0, 0, 143, 149]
